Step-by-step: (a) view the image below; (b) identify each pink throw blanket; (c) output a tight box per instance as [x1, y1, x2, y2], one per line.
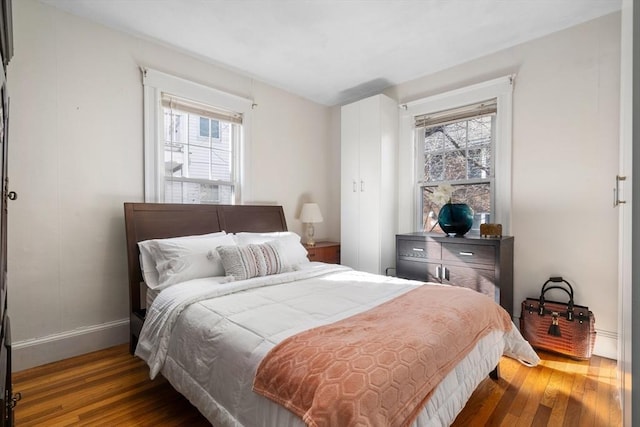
[253, 284, 513, 427]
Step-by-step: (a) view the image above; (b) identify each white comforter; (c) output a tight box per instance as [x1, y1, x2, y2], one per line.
[136, 263, 539, 427]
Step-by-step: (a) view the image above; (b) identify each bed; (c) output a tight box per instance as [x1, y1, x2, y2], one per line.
[124, 202, 539, 427]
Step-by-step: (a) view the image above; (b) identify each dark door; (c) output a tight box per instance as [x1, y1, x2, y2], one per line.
[0, 1, 14, 424]
[0, 53, 10, 427]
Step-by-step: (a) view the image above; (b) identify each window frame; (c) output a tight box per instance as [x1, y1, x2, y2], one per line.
[142, 68, 253, 204]
[399, 75, 514, 234]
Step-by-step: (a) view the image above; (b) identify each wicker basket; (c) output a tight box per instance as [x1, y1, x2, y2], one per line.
[520, 277, 595, 360]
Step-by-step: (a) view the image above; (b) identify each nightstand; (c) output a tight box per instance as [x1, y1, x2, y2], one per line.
[304, 241, 341, 264]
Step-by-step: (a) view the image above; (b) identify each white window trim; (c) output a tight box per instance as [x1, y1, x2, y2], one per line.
[399, 75, 514, 234]
[142, 68, 253, 203]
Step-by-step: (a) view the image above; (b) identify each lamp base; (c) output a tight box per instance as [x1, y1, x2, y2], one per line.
[305, 223, 316, 246]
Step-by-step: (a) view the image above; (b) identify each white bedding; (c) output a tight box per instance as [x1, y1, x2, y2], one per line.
[136, 263, 539, 427]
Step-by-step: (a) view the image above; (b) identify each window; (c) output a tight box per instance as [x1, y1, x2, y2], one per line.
[162, 94, 240, 204]
[199, 117, 209, 137]
[400, 75, 513, 234]
[199, 117, 219, 139]
[417, 101, 495, 232]
[142, 68, 253, 204]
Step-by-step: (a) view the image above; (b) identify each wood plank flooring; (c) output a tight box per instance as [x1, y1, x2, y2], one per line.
[13, 344, 621, 426]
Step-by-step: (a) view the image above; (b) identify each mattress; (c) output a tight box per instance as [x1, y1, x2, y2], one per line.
[136, 263, 539, 426]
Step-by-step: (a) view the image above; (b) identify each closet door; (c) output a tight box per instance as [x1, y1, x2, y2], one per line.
[357, 96, 382, 274]
[340, 102, 360, 269]
[341, 94, 397, 275]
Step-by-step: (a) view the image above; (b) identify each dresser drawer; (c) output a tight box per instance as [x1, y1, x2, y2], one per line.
[396, 238, 441, 260]
[441, 242, 495, 266]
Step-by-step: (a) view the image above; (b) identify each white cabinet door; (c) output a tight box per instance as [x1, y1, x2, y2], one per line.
[340, 94, 397, 275]
[340, 102, 360, 269]
[357, 96, 382, 274]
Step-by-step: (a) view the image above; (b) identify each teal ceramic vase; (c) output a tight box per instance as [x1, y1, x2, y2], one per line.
[438, 203, 474, 236]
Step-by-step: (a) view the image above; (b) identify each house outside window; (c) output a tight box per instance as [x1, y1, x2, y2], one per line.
[163, 96, 238, 204]
[142, 68, 253, 205]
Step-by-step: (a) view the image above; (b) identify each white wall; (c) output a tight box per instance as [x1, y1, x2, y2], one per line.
[388, 12, 621, 358]
[7, 0, 336, 370]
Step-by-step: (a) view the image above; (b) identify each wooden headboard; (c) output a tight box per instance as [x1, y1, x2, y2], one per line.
[123, 202, 288, 314]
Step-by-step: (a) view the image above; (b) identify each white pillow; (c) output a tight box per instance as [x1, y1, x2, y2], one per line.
[137, 231, 228, 289]
[138, 246, 160, 289]
[232, 232, 309, 265]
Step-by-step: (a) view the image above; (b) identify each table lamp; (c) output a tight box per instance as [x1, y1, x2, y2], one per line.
[300, 203, 323, 246]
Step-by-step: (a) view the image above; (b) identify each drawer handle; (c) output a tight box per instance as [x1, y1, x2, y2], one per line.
[412, 248, 424, 252]
[459, 251, 474, 256]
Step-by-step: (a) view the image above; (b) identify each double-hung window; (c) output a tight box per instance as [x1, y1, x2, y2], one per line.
[401, 75, 514, 234]
[162, 94, 241, 204]
[416, 101, 496, 232]
[143, 68, 252, 204]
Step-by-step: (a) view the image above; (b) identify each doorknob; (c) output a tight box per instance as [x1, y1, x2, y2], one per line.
[7, 191, 16, 201]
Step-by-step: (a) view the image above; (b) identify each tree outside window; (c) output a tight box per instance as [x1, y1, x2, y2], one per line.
[419, 114, 494, 233]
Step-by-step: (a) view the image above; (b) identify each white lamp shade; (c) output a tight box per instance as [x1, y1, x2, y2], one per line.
[300, 203, 323, 223]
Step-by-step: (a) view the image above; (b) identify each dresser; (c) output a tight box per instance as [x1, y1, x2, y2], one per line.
[396, 233, 514, 316]
[304, 242, 340, 264]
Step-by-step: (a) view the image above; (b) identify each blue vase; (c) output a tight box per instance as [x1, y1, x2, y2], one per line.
[438, 203, 474, 236]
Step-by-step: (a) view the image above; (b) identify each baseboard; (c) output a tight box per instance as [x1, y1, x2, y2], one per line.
[12, 318, 129, 372]
[593, 328, 617, 360]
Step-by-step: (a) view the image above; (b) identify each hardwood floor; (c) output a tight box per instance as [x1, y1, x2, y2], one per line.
[13, 344, 621, 426]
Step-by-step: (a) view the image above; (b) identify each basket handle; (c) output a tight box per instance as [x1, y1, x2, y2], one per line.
[538, 276, 575, 320]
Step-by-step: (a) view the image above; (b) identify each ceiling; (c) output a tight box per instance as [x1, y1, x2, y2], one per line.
[40, 0, 621, 106]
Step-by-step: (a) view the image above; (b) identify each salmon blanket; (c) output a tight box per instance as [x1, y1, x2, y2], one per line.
[253, 284, 513, 427]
